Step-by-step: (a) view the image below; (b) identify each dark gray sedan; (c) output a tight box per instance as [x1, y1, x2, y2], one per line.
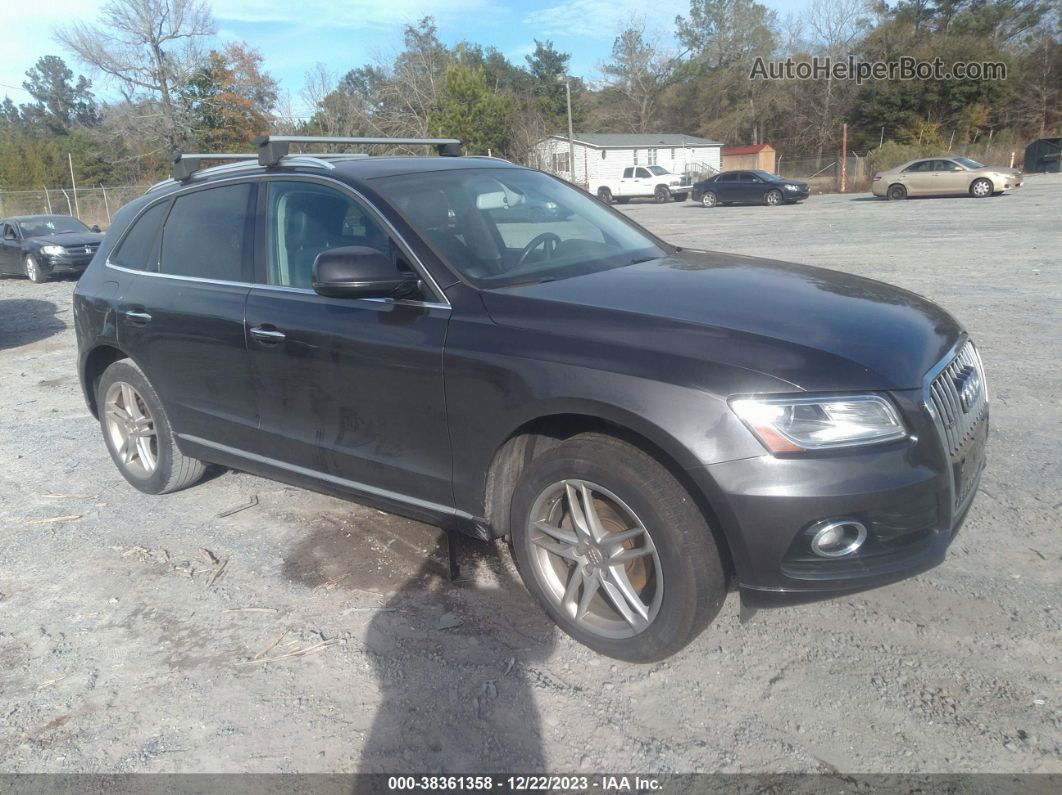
[0, 215, 103, 283]
[692, 170, 810, 207]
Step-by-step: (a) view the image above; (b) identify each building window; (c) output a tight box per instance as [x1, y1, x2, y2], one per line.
[648, 148, 658, 166]
[633, 149, 639, 165]
[551, 152, 570, 173]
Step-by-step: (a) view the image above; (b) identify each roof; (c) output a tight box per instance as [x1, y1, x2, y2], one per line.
[722, 144, 774, 155]
[148, 155, 523, 195]
[548, 133, 723, 148]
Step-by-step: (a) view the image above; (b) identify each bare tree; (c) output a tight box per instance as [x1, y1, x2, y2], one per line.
[600, 19, 677, 132]
[56, 0, 216, 151]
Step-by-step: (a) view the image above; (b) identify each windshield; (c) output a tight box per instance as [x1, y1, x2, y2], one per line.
[953, 157, 985, 169]
[373, 168, 668, 288]
[646, 165, 669, 176]
[19, 216, 90, 237]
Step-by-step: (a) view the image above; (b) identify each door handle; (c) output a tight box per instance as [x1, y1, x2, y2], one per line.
[124, 309, 152, 325]
[250, 325, 286, 344]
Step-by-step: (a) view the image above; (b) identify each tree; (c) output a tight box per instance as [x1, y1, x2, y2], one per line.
[185, 43, 278, 150]
[20, 55, 99, 134]
[601, 21, 676, 132]
[57, 0, 216, 151]
[526, 39, 579, 129]
[429, 51, 514, 154]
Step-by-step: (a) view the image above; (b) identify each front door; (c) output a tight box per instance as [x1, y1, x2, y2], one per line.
[244, 178, 453, 509]
[933, 159, 967, 194]
[0, 223, 21, 274]
[117, 182, 261, 454]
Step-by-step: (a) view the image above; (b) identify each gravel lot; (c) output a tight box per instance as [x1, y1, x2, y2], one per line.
[1, 176, 1059, 775]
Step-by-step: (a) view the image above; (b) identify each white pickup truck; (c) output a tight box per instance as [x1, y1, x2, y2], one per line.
[592, 165, 692, 204]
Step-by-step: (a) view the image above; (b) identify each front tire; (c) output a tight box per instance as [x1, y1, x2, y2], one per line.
[596, 187, 613, 204]
[96, 359, 206, 495]
[24, 256, 48, 283]
[970, 178, 993, 198]
[510, 433, 726, 662]
[654, 185, 670, 203]
[764, 189, 783, 206]
[701, 191, 719, 208]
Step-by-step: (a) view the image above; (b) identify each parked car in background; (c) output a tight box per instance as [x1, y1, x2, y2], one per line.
[0, 215, 103, 283]
[872, 157, 1023, 200]
[593, 165, 691, 204]
[691, 170, 810, 207]
[74, 136, 987, 662]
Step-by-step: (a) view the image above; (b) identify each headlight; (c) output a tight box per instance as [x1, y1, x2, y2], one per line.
[730, 394, 907, 452]
[783, 184, 800, 191]
[40, 245, 64, 256]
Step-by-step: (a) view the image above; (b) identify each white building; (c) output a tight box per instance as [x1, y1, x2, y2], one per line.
[532, 133, 723, 186]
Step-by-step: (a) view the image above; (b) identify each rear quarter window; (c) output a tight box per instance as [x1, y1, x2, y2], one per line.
[111, 201, 169, 271]
[160, 183, 254, 281]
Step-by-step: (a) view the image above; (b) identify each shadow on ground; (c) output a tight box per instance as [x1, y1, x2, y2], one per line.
[0, 298, 67, 351]
[283, 518, 556, 775]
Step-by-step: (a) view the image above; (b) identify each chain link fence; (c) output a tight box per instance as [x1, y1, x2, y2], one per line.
[0, 185, 151, 230]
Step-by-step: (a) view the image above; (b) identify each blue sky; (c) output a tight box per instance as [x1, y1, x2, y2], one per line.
[2, 0, 810, 118]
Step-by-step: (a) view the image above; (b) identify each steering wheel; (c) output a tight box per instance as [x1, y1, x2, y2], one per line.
[516, 232, 562, 267]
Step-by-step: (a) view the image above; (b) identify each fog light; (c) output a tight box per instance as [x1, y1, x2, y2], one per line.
[809, 519, 867, 558]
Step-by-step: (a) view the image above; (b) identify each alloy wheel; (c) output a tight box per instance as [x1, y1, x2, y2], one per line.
[24, 257, 43, 283]
[765, 190, 782, 206]
[701, 191, 717, 208]
[526, 479, 663, 639]
[103, 381, 158, 478]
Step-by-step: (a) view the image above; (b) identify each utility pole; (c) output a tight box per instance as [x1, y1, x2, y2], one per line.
[840, 123, 848, 193]
[565, 78, 576, 184]
[68, 153, 80, 219]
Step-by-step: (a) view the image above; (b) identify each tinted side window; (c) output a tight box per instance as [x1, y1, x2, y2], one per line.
[717, 173, 738, 183]
[112, 201, 168, 271]
[936, 160, 960, 171]
[635, 168, 651, 178]
[904, 161, 932, 172]
[265, 181, 392, 289]
[622, 168, 634, 178]
[160, 183, 253, 281]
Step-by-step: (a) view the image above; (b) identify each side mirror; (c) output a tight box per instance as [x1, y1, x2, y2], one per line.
[91, 224, 101, 233]
[312, 246, 419, 299]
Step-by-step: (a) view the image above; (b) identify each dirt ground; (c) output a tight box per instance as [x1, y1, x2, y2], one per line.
[0, 176, 1059, 775]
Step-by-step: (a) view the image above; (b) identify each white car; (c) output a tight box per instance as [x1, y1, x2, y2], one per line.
[592, 166, 691, 204]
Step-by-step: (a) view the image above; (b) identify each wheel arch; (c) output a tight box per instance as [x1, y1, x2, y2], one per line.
[482, 409, 736, 581]
[81, 343, 132, 418]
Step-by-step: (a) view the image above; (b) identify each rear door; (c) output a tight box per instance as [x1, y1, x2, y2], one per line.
[900, 160, 936, 195]
[712, 172, 740, 202]
[117, 182, 260, 453]
[243, 178, 453, 510]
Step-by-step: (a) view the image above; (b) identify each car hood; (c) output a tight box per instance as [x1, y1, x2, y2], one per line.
[975, 166, 1021, 176]
[28, 232, 104, 247]
[483, 250, 963, 392]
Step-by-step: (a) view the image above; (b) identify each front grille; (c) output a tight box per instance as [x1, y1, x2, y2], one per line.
[927, 341, 987, 457]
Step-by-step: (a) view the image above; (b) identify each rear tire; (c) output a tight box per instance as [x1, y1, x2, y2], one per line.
[596, 187, 613, 204]
[887, 184, 907, 201]
[24, 256, 48, 284]
[96, 359, 206, 495]
[970, 178, 993, 198]
[510, 433, 726, 662]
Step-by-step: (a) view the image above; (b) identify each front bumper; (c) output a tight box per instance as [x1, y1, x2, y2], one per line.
[38, 253, 93, 275]
[688, 391, 988, 608]
[783, 188, 810, 201]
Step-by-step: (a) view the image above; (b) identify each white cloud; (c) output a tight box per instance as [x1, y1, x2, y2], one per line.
[212, 0, 495, 30]
[522, 0, 688, 40]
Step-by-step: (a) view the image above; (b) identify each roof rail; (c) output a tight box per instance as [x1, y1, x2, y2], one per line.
[254, 135, 462, 166]
[171, 152, 258, 181]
